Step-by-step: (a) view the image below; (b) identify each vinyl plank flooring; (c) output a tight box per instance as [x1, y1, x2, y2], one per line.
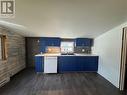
[0, 68, 125, 95]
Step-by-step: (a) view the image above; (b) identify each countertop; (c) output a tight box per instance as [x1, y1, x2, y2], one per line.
[35, 53, 98, 57]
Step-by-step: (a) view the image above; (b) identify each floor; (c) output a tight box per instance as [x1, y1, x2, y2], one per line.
[0, 68, 125, 95]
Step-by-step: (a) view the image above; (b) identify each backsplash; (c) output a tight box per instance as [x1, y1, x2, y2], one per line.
[74, 46, 91, 54]
[46, 46, 91, 54]
[46, 46, 60, 53]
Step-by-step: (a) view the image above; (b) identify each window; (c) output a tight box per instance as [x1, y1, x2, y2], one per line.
[61, 41, 74, 54]
[0, 35, 7, 60]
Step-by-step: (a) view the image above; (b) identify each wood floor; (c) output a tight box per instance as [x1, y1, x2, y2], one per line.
[0, 68, 125, 95]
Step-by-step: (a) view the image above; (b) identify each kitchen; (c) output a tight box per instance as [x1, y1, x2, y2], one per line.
[34, 37, 98, 73]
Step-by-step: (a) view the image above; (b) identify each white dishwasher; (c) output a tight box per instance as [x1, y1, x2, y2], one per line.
[44, 56, 57, 73]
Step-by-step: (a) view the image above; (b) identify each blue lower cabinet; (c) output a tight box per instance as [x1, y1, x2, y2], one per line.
[58, 56, 77, 72]
[35, 56, 44, 72]
[58, 56, 98, 72]
[35, 56, 98, 73]
[77, 56, 98, 71]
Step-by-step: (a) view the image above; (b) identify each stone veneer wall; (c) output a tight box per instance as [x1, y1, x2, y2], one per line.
[0, 27, 25, 87]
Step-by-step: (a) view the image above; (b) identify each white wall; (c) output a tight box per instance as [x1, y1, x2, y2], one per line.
[93, 22, 127, 88]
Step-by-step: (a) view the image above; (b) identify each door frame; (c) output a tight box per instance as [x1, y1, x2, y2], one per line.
[119, 27, 127, 90]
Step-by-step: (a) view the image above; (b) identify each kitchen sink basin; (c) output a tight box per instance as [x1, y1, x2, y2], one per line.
[61, 53, 74, 55]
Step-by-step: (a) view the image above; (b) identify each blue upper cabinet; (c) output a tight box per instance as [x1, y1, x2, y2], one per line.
[75, 38, 93, 47]
[40, 38, 46, 53]
[45, 37, 61, 46]
[39, 37, 61, 52]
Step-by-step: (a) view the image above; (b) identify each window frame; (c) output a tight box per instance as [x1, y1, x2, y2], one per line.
[60, 41, 74, 54]
[0, 35, 7, 61]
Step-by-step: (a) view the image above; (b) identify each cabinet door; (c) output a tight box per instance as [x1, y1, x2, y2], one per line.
[46, 38, 61, 46]
[88, 56, 98, 71]
[40, 42, 46, 53]
[77, 56, 98, 71]
[76, 56, 84, 71]
[40, 38, 46, 53]
[76, 38, 93, 46]
[35, 56, 44, 72]
[58, 56, 77, 72]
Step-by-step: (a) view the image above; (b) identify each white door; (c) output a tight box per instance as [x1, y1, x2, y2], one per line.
[44, 56, 57, 73]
